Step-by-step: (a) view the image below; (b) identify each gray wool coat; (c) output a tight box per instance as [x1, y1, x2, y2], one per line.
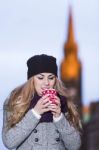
[2, 98, 81, 150]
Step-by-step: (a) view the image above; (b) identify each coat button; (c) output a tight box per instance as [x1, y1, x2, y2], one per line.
[34, 129, 37, 133]
[56, 129, 59, 133]
[56, 138, 60, 142]
[35, 138, 39, 142]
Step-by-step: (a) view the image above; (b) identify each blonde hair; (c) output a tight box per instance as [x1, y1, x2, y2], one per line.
[5, 77, 81, 129]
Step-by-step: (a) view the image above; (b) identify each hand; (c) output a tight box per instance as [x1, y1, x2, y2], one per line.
[49, 96, 61, 118]
[33, 95, 52, 115]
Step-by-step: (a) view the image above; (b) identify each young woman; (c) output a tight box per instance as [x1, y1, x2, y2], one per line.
[2, 54, 81, 150]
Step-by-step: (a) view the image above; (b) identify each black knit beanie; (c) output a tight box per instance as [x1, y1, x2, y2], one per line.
[27, 54, 58, 79]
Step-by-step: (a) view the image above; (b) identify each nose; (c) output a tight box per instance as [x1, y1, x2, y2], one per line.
[44, 78, 49, 86]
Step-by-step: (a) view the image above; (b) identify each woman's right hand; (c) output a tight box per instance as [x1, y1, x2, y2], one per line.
[33, 95, 52, 115]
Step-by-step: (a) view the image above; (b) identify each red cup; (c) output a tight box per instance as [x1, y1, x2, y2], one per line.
[42, 89, 57, 104]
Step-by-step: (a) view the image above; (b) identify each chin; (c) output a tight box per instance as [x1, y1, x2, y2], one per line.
[38, 91, 42, 96]
[39, 93, 42, 96]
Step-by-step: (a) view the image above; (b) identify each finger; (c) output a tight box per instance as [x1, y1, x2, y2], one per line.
[51, 111, 56, 115]
[42, 97, 50, 105]
[42, 101, 52, 108]
[54, 95, 60, 101]
[54, 100, 60, 106]
[42, 107, 50, 113]
[42, 94, 51, 100]
[49, 105, 61, 112]
[40, 95, 50, 103]
[49, 105, 57, 111]
[49, 108, 57, 113]
[53, 96, 60, 104]
[49, 104, 60, 109]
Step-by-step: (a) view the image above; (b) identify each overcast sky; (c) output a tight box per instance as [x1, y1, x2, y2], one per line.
[0, 0, 99, 149]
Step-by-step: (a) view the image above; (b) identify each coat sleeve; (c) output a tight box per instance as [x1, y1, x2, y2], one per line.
[2, 99, 40, 149]
[53, 113, 81, 150]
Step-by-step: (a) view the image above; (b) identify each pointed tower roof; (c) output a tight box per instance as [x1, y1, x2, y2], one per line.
[61, 6, 81, 81]
[64, 7, 77, 55]
[67, 7, 75, 44]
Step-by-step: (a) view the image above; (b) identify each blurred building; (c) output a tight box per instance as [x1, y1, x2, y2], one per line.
[82, 105, 91, 123]
[60, 5, 99, 150]
[80, 101, 99, 150]
[60, 8, 82, 115]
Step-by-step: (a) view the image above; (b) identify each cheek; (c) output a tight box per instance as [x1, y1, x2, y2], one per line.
[33, 79, 41, 91]
[35, 82, 41, 90]
[34, 84, 42, 94]
[50, 80, 56, 87]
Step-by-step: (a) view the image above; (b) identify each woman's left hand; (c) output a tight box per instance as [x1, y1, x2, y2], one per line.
[49, 96, 61, 118]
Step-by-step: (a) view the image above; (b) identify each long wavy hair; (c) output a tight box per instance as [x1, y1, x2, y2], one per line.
[5, 77, 82, 129]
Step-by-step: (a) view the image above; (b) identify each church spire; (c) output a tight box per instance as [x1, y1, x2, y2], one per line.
[60, 6, 82, 116]
[64, 7, 77, 56]
[67, 7, 75, 44]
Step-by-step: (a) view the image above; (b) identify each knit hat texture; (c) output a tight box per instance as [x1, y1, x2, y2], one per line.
[27, 54, 58, 79]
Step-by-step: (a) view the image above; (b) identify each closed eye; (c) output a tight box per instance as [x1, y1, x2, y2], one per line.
[37, 77, 43, 80]
[48, 77, 55, 80]
[48, 76, 55, 80]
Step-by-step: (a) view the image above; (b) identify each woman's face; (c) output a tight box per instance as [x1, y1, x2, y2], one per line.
[33, 73, 56, 96]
